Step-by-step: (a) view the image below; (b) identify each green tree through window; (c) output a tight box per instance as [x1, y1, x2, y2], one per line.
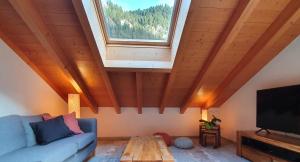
[100, 0, 175, 42]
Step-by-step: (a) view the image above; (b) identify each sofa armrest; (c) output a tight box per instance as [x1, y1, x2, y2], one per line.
[78, 118, 97, 136]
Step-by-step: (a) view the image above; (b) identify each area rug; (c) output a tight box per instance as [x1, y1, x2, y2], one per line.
[90, 140, 249, 162]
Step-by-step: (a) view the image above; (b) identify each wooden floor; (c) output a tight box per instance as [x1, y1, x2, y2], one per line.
[91, 138, 249, 162]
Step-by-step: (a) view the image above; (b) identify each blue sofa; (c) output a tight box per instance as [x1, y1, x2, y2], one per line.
[0, 115, 97, 162]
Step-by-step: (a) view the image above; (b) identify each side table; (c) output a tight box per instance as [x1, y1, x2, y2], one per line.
[199, 125, 221, 148]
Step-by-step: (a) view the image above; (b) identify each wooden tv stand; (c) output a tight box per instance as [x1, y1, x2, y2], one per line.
[237, 131, 300, 162]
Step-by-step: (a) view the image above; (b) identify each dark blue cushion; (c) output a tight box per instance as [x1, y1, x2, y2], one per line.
[30, 116, 73, 145]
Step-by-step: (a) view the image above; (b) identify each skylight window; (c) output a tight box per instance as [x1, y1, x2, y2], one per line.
[96, 0, 179, 46]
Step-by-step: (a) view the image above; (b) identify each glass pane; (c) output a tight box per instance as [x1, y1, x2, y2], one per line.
[99, 0, 176, 42]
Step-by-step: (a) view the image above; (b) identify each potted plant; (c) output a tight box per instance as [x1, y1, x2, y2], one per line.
[199, 115, 221, 129]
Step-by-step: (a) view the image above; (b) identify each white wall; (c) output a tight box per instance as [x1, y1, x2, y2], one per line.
[0, 37, 200, 136]
[81, 37, 300, 138]
[81, 107, 201, 137]
[217, 36, 300, 142]
[0, 39, 67, 117]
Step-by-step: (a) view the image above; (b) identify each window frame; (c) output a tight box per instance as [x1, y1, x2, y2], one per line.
[94, 0, 181, 47]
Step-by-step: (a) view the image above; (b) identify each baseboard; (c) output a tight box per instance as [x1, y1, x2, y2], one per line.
[172, 136, 198, 139]
[221, 137, 236, 144]
[98, 136, 199, 141]
[98, 137, 131, 141]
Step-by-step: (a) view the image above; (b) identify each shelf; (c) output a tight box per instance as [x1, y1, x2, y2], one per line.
[237, 131, 300, 162]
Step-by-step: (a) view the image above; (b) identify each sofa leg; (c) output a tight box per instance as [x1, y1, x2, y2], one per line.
[89, 151, 96, 158]
[84, 151, 96, 162]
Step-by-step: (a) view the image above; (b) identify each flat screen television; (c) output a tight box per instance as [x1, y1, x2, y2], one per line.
[256, 84, 300, 134]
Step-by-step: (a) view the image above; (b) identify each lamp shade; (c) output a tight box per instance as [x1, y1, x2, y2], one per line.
[68, 94, 80, 118]
[201, 109, 208, 121]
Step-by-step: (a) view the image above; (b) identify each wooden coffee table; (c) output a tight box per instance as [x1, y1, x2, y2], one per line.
[120, 136, 174, 162]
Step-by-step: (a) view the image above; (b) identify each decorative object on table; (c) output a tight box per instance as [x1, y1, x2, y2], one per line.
[153, 132, 173, 146]
[199, 115, 221, 148]
[174, 137, 194, 149]
[199, 115, 221, 129]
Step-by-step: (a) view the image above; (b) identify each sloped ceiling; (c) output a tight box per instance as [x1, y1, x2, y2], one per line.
[0, 0, 299, 114]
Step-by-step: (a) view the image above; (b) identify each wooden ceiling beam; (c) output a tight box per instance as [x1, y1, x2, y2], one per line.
[180, 0, 260, 114]
[8, 0, 98, 113]
[159, 73, 173, 114]
[209, 0, 300, 108]
[159, 0, 196, 114]
[135, 72, 143, 114]
[72, 0, 121, 114]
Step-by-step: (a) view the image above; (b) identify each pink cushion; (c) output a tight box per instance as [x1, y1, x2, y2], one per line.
[63, 112, 83, 134]
[42, 112, 83, 134]
[154, 132, 173, 146]
[42, 113, 52, 121]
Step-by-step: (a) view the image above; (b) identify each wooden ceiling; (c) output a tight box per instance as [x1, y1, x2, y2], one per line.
[0, 0, 299, 114]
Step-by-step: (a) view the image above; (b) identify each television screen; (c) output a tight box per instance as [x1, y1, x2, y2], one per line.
[256, 84, 300, 134]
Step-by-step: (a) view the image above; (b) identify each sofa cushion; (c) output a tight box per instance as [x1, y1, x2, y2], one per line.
[42, 112, 84, 134]
[30, 116, 73, 145]
[65, 141, 97, 162]
[78, 118, 97, 134]
[0, 139, 77, 162]
[21, 115, 43, 146]
[60, 132, 96, 150]
[42, 113, 52, 120]
[0, 115, 26, 156]
[63, 112, 84, 134]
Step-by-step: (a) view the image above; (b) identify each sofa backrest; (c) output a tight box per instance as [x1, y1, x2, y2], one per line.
[21, 115, 43, 147]
[0, 115, 26, 156]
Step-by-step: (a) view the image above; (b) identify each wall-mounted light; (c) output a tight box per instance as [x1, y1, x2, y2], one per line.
[68, 94, 80, 118]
